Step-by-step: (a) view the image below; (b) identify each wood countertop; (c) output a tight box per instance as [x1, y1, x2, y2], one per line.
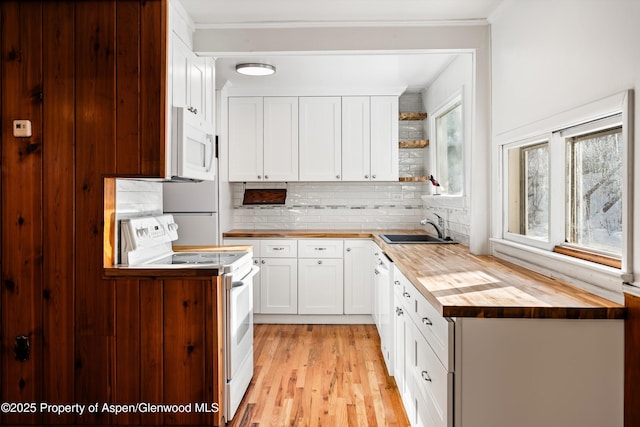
[223, 229, 626, 319]
[103, 245, 253, 279]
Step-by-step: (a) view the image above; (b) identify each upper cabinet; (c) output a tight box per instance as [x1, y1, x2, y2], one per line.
[299, 97, 342, 181]
[228, 97, 299, 182]
[171, 35, 214, 125]
[342, 96, 399, 181]
[227, 94, 399, 182]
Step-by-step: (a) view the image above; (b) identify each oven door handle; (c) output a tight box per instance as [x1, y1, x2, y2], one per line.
[231, 265, 260, 288]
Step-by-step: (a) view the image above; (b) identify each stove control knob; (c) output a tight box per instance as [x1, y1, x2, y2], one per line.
[167, 222, 179, 231]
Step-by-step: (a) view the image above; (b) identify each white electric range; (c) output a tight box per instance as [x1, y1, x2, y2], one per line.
[118, 214, 256, 423]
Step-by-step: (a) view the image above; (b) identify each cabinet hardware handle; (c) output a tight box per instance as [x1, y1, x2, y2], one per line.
[257, 175, 262, 179]
[336, 175, 340, 179]
[374, 252, 379, 256]
[396, 307, 403, 316]
[261, 260, 266, 264]
[317, 260, 323, 265]
[273, 247, 285, 251]
[253, 259, 259, 265]
[422, 317, 433, 326]
[421, 371, 432, 382]
[346, 248, 352, 252]
[372, 175, 376, 179]
[365, 175, 369, 179]
[394, 280, 400, 286]
[403, 291, 411, 299]
[265, 175, 269, 179]
[374, 269, 380, 275]
[314, 247, 327, 251]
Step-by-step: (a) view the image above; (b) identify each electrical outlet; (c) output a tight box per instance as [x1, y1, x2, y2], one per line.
[13, 120, 32, 137]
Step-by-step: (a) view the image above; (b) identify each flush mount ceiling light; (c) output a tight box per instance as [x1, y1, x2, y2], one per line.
[235, 63, 276, 76]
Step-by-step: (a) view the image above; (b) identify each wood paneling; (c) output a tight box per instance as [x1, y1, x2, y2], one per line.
[140, 280, 164, 426]
[74, 2, 117, 423]
[1, 2, 44, 424]
[625, 292, 640, 427]
[42, 1, 76, 424]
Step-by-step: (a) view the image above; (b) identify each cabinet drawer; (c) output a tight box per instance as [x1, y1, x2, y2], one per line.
[260, 239, 298, 257]
[414, 291, 454, 371]
[407, 322, 452, 427]
[298, 239, 343, 258]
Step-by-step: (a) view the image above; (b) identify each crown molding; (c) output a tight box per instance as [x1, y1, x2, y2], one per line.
[194, 19, 489, 31]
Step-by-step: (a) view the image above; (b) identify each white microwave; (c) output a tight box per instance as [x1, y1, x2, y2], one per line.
[171, 107, 216, 181]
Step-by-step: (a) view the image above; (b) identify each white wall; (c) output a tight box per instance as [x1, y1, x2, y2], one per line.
[490, 0, 640, 296]
[422, 54, 475, 246]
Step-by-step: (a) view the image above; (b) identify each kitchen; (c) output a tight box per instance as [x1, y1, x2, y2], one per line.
[1, 0, 639, 426]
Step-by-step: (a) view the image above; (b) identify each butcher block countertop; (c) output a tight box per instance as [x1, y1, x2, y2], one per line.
[223, 229, 626, 320]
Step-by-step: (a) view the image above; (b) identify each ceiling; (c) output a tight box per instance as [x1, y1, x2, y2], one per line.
[215, 53, 459, 93]
[179, 0, 498, 92]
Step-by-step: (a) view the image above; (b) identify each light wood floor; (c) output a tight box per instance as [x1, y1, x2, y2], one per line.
[229, 324, 410, 427]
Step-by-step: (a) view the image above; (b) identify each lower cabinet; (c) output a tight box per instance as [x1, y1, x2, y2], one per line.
[260, 257, 298, 314]
[298, 258, 343, 314]
[223, 237, 372, 317]
[393, 268, 624, 427]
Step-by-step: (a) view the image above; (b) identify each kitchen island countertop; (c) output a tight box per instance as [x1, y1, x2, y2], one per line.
[223, 229, 626, 319]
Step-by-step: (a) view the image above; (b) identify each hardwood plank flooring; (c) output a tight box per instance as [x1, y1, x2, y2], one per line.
[230, 324, 410, 427]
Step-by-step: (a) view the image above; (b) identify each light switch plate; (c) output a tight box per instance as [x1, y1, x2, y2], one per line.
[13, 120, 32, 137]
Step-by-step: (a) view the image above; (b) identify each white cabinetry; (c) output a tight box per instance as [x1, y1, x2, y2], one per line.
[298, 240, 344, 315]
[264, 97, 299, 181]
[299, 97, 342, 181]
[370, 96, 399, 181]
[343, 240, 373, 314]
[259, 240, 298, 314]
[228, 97, 298, 182]
[342, 96, 399, 181]
[171, 35, 214, 124]
[373, 245, 394, 375]
[228, 97, 264, 182]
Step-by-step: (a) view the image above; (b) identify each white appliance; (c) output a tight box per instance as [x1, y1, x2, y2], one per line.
[170, 106, 216, 181]
[163, 179, 218, 245]
[118, 214, 257, 423]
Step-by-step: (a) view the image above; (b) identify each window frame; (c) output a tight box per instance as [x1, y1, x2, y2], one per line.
[494, 90, 633, 295]
[430, 90, 464, 198]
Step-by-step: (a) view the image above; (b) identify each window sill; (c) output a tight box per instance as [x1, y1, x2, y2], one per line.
[421, 194, 466, 209]
[490, 238, 628, 304]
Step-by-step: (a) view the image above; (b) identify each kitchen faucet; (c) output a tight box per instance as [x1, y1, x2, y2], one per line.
[420, 218, 444, 239]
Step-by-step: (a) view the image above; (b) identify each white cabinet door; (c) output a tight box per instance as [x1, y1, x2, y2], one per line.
[264, 97, 299, 181]
[370, 96, 399, 181]
[228, 97, 264, 182]
[171, 36, 190, 110]
[342, 97, 371, 181]
[189, 54, 206, 120]
[343, 240, 373, 314]
[260, 258, 298, 314]
[298, 259, 344, 314]
[393, 290, 408, 405]
[299, 97, 342, 181]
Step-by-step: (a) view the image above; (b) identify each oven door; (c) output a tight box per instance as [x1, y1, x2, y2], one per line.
[225, 265, 259, 420]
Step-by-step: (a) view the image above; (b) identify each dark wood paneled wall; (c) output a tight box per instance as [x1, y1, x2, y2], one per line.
[1, 1, 221, 425]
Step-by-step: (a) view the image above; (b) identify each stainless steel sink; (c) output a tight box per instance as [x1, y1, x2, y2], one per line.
[379, 234, 457, 244]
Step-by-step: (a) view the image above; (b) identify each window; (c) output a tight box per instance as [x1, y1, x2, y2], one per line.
[565, 124, 623, 256]
[506, 142, 549, 240]
[432, 97, 463, 196]
[503, 112, 627, 268]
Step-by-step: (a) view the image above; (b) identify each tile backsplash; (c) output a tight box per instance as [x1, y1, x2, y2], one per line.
[231, 182, 427, 230]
